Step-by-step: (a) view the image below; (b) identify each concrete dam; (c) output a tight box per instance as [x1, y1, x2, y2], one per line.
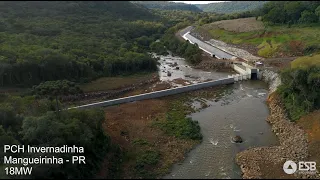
[68, 29, 260, 110]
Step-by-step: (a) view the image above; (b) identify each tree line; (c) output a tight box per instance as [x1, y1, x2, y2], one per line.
[196, 1, 267, 14]
[258, 1, 320, 25]
[152, 8, 257, 26]
[132, 1, 202, 12]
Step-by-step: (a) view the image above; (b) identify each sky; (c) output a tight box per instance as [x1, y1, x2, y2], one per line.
[172, 1, 225, 4]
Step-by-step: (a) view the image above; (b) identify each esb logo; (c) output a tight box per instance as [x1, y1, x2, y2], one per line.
[283, 160, 317, 174]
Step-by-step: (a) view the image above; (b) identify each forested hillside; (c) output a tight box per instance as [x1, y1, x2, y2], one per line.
[0, 2, 206, 178]
[259, 1, 320, 25]
[196, 1, 267, 14]
[0, 1, 157, 178]
[132, 1, 202, 12]
[0, 93, 115, 179]
[0, 1, 164, 87]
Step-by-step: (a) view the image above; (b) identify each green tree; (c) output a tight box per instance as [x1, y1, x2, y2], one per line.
[264, 6, 286, 24]
[299, 10, 318, 23]
[315, 5, 320, 22]
[278, 66, 320, 121]
[284, 1, 304, 23]
[32, 80, 82, 112]
[20, 109, 110, 179]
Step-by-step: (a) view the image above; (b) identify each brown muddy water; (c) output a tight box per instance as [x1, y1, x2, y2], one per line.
[154, 54, 279, 179]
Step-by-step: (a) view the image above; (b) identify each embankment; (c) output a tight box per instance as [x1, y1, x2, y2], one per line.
[236, 69, 320, 179]
[258, 69, 281, 94]
[68, 77, 234, 109]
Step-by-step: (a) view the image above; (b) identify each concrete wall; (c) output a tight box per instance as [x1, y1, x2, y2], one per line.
[183, 32, 234, 59]
[228, 74, 250, 81]
[233, 62, 260, 77]
[241, 62, 258, 74]
[68, 77, 235, 110]
[233, 64, 248, 75]
[259, 69, 281, 93]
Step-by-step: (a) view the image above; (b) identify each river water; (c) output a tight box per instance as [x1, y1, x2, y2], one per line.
[155, 54, 279, 179]
[152, 53, 231, 87]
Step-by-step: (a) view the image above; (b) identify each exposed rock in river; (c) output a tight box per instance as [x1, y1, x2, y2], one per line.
[232, 135, 243, 143]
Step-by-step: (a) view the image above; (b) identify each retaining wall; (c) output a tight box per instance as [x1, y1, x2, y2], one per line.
[259, 69, 281, 93]
[183, 32, 234, 59]
[68, 77, 234, 109]
[232, 64, 248, 75]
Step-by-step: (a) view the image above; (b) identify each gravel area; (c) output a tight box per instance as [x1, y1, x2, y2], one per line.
[209, 17, 264, 33]
[190, 30, 262, 62]
[206, 39, 262, 62]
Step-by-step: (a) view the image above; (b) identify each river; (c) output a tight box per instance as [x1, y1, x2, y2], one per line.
[154, 53, 279, 179]
[152, 52, 231, 87]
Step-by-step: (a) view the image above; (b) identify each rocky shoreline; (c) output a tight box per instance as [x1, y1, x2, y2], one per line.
[235, 69, 320, 179]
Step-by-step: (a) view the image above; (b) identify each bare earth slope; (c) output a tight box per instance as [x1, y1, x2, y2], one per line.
[209, 17, 264, 33]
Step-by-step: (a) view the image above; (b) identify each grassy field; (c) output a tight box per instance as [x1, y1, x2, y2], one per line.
[291, 54, 320, 68]
[209, 17, 265, 33]
[198, 18, 320, 58]
[80, 72, 158, 92]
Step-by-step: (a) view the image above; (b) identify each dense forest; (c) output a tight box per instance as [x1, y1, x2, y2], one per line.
[132, 1, 202, 12]
[0, 93, 116, 178]
[0, 1, 216, 88]
[0, 2, 208, 178]
[196, 1, 267, 14]
[259, 1, 320, 25]
[0, 1, 163, 87]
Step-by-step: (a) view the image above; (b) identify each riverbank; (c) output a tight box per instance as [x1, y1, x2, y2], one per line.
[164, 80, 279, 179]
[178, 24, 319, 178]
[101, 85, 230, 178]
[235, 69, 320, 179]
